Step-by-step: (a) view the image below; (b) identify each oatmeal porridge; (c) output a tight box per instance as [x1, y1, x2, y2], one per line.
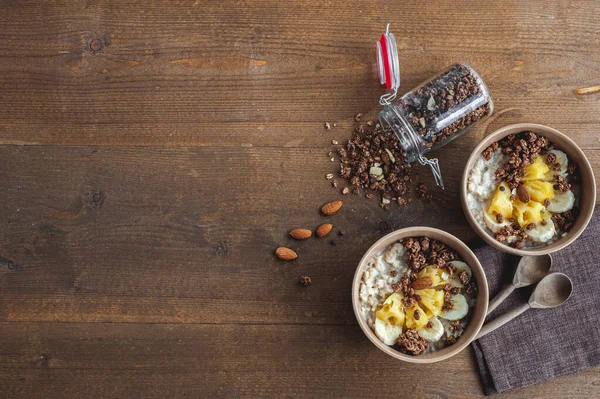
[467, 131, 579, 249]
[358, 237, 477, 355]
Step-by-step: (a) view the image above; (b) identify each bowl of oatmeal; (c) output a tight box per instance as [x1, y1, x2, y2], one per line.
[352, 227, 488, 363]
[461, 123, 596, 255]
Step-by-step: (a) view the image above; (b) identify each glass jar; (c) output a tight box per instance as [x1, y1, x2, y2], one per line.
[378, 62, 494, 187]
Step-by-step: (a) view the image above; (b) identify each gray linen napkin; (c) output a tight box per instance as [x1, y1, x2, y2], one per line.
[470, 209, 600, 395]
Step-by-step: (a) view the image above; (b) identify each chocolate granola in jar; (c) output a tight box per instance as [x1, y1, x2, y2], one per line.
[376, 26, 494, 188]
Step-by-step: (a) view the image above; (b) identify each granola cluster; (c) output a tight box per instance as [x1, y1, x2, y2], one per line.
[553, 175, 571, 193]
[400, 237, 459, 272]
[449, 320, 462, 332]
[398, 64, 492, 148]
[337, 123, 414, 208]
[299, 276, 312, 286]
[492, 131, 551, 189]
[397, 328, 429, 356]
[552, 210, 577, 232]
[391, 274, 419, 311]
[416, 182, 433, 201]
[494, 223, 527, 249]
[482, 141, 498, 161]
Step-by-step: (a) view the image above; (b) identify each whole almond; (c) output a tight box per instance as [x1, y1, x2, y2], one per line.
[316, 223, 333, 237]
[321, 200, 343, 216]
[411, 277, 433, 290]
[289, 228, 312, 240]
[275, 247, 297, 261]
[517, 184, 530, 203]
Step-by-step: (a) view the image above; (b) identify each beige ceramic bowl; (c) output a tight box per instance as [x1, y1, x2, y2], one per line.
[352, 227, 489, 363]
[461, 123, 596, 256]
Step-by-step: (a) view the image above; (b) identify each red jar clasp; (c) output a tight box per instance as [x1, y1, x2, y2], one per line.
[377, 24, 400, 105]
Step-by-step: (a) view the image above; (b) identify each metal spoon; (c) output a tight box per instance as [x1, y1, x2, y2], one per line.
[476, 272, 573, 339]
[487, 254, 552, 315]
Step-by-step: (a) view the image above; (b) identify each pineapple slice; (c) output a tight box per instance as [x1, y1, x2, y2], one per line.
[376, 293, 405, 327]
[523, 180, 555, 203]
[487, 182, 513, 219]
[416, 266, 447, 287]
[416, 288, 445, 317]
[405, 302, 429, 330]
[513, 199, 547, 227]
[543, 170, 565, 182]
[521, 156, 549, 181]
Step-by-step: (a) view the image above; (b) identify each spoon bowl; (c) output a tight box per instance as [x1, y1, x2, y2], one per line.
[530, 272, 573, 309]
[514, 254, 552, 287]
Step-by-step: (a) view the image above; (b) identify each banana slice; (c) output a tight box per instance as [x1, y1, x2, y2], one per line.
[440, 294, 469, 321]
[547, 190, 575, 213]
[449, 261, 472, 277]
[483, 211, 512, 233]
[417, 317, 444, 342]
[375, 318, 403, 346]
[526, 217, 556, 243]
[447, 261, 472, 288]
[547, 150, 568, 174]
[543, 150, 568, 181]
[484, 209, 518, 244]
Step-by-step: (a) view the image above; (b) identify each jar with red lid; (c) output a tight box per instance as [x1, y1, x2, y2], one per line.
[376, 26, 494, 188]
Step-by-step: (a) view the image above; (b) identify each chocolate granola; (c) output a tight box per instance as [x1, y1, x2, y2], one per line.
[449, 320, 462, 332]
[489, 131, 551, 189]
[299, 276, 311, 286]
[416, 182, 433, 201]
[396, 63, 492, 148]
[335, 122, 414, 207]
[397, 328, 429, 356]
[552, 210, 577, 232]
[401, 237, 458, 272]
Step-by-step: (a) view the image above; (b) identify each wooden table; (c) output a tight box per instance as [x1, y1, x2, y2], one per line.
[1, 1, 599, 397]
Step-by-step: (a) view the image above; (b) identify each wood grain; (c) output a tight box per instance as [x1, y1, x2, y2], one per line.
[1, 322, 599, 399]
[0, 0, 599, 148]
[1, 0, 599, 397]
[0, 145, 485, 324]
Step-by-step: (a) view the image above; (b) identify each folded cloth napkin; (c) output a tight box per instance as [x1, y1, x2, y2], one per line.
[471, 209, 600, 395]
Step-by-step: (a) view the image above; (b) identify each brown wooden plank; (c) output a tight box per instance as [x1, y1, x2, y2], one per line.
[0, 145, 475, 324]
[0, 322, 598, 399]
[1, 1, 600, 397]
[0, 0, 599, 148]
[0, 146, 598, 324]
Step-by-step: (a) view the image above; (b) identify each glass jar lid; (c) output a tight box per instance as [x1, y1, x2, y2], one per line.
[377, 24, 400, 105]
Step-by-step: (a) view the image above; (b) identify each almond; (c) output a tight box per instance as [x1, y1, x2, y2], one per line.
[517, 184, 530, 203]
[316, 223, 333, 237]
[275, 247, 297, 261]
[321, 200, 343, 216]
[411, 277, 433, 290]
[289, 228, 312, 240]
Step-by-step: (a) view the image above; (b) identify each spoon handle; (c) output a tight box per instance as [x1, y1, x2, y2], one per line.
[475, 303, 530, 340]
[487, 284, 516, 315]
